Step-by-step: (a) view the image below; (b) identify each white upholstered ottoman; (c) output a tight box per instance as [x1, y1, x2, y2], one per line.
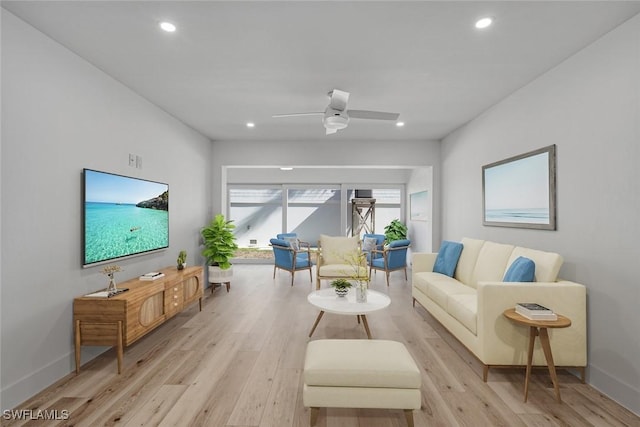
[303, 339, 422, 426]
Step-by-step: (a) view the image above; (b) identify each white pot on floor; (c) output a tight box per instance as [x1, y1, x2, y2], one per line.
[208, 265, 233, 283]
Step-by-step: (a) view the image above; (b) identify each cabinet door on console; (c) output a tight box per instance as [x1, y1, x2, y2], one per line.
[126, 282, 166, 345]
[183, 275, 202, 305]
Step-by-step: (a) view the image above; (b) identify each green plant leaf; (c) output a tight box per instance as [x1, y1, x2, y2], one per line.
[384, 219, 407, 242]
[201, 214, 238, 269]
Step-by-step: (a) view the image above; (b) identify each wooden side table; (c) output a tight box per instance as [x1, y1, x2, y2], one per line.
[503, 308, 571, 402]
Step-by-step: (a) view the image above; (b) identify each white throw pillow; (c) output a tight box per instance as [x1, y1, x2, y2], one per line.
[362, 237, 378, 251]
[320, 234, 359, 264]
[284, 236, 299, 251]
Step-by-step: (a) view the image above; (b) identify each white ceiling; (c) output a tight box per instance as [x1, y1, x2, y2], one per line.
[3, 1, 640, 142]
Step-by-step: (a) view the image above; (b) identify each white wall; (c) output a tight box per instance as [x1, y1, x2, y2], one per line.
[0, 11, 212, 409]
[211, 139, 440, 230]
[407, 167, 436, 253]
[227, 166, 413, 184]
[441, 14, 640, 414]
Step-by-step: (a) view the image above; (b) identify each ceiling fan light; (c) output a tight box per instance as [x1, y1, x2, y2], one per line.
[324, 115, 349, 130]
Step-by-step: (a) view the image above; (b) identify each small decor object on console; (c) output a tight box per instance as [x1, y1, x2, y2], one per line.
[84, 288, 129, 298]
[177, 250, 187, 270]
[101, 264, 122, 294]
[515, 302, 557, 321]
[139, 272, 165, 281]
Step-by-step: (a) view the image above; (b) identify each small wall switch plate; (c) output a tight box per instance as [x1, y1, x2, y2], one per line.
[136, 155, 142, 169]
[129, 154, 135, 167]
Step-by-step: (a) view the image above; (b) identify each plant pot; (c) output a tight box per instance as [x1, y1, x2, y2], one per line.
[208, 265, 233, 283]
[334, 287, 349, 297]
[177, 263, 186, 270]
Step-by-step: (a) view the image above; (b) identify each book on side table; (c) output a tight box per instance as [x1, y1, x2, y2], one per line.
[515, 302, 558, 321]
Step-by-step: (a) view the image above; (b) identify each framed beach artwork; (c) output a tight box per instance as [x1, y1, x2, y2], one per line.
[410, 190, 428, 221]
[482, 145, 556, 230]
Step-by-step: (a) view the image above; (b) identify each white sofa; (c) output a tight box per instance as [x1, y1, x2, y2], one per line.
[412, 237, 587, 381]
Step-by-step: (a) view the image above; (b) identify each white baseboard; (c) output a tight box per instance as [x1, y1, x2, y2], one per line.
[1, 347, 106, 410]
[588, 364, 640, 416]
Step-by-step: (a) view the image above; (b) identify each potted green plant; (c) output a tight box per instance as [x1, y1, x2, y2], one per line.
[330, 278, 352, 297]
[384, 219, 408, 243]
[201, 214, 239, 286]
[177, 250, 187, 270]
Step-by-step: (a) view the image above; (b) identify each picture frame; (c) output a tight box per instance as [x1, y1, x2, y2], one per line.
[410, 190, 428, 221]
[482, 145, 556, 230]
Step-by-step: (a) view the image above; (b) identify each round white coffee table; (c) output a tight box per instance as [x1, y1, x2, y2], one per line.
[307, 288, 391, 339]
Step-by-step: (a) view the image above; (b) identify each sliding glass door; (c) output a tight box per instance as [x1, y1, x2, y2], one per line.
[286, 187, 341, 245]
[228, 184, 403, 261]
[229, 187, 282, 248]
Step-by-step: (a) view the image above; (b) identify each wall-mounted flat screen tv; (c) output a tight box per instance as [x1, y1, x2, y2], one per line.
[83, 169, 169, 267]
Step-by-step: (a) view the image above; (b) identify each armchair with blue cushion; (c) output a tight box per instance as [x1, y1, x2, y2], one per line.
[369, 239, 411, 286]
[361, 233, 386, 264]
[270, 238, 313, 286]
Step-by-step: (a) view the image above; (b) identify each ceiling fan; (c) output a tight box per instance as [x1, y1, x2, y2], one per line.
[273, 89, 400, 135]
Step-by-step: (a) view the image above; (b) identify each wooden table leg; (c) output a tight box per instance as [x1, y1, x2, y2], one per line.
[116, 320, 123, 374]
[308, 311, 325, 337]
[539, 327, 562, 402]
[524, 326, 537, 402]
[360, 315, 372, 339]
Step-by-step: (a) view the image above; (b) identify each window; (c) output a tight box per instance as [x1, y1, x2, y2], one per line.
[229, 187, 282, 248]
[287, 188, 341, 245]
[228, 185, 403, 255]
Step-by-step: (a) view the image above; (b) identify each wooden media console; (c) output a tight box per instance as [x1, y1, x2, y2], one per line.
[73, 266, 204, 374]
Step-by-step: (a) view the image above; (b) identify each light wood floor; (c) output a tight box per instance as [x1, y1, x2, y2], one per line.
[5, 265, 639, 427]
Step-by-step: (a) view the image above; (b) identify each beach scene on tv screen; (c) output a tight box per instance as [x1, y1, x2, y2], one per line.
[84, 170, 168, 265]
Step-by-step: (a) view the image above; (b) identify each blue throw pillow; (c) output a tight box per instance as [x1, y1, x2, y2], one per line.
[433, 241, 463, 277]
[503, 256, 536, 282]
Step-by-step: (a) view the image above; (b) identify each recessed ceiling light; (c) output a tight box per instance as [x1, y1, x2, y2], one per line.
[280, 167, 293, 171]
[475, 17, 494, 29]
[396, 122, 405, 127]
[159, 22, 176, 32]
[246, 122, 255, 128]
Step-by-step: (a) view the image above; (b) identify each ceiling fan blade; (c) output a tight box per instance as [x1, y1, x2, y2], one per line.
[329, 89, 349, 111]
[272, 112, 324, 118]
[347, 110, 400, 120]
[325, 127, 338, 135]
